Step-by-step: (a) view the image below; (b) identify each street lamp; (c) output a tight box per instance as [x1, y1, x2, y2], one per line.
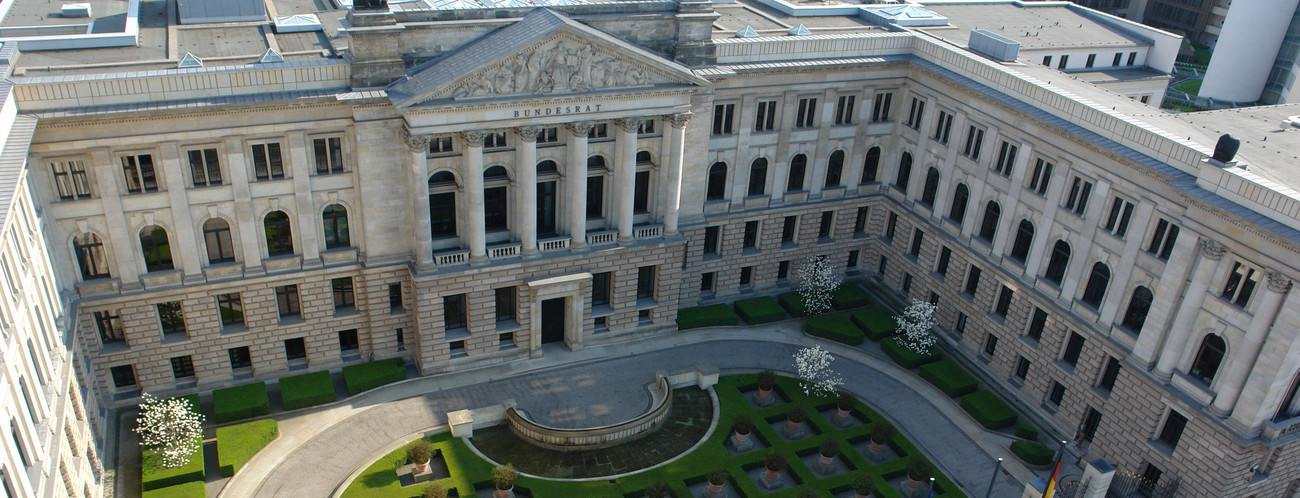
[984, 457, 1003, 498]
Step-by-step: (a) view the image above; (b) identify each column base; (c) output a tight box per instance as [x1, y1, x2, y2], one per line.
[469, 254, 488, 266]
[521, 247, 540, 258]
[1151, 368, 1174, 384]
[570, 241, 588, 252]
[1207, 403, 1232, 418]
[618, 235, 635, 245]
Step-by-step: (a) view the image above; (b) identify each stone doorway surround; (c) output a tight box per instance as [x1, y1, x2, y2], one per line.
[526, 272, 592, 357]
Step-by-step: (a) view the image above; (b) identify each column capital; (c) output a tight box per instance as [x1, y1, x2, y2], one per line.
[402, 129, 430, 153]
[460, 130, 487, 146]
[566, 121, 594, 136]
[516, 126, 540, 143]
[1267, 269, 1293, 293]
[667, 112, 692, 129]
[614, 118, 642, 133]
[1199, 238, 1227, 260]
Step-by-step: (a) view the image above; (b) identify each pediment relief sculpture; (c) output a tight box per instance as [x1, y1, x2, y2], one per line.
[446, 39, 663, 100]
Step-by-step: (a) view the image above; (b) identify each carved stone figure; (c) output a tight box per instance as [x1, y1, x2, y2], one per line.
[1213, 134, 1240, 163]
[442, 39, 662, 100]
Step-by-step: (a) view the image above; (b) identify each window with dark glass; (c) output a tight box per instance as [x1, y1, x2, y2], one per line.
[905, 97, 925, 130]
[50, 160, 92, 200]
[332, 277, 355, 310]
[158, 301, 186, 337]
[1098, 357, 1121, 392]
[849, 250, 860, 268]
[964, 265, 982, 296]
[782, 216, 797, 243]
[786, 155, 806, 192]
[894, 153, 912, 193]
[634, 170, 650, 213]
[948, 184, 969, 225]
[1157, 410, 1187, 449]
[229, 346, 252, 370]
[111, 365, 136, 388]
[995, 285, 1014, 317]
[778, 260, 790, 280]
[537, 179, 557, 236]
[1026, 308, 1047, 341]
[203, 219, 236, 263]
[1222, 261, 1258, 307]
[861, 147, 880, 183]
[700, 272, 714, 292]
[704, 226, 721, 255]
[1044, 240, 1071, 285]
[820, 211, 835, 239]
[1147, 218, 1180, 260]
[740, 266, 753, 286]
[936, 246, 952, 277]
[748, 158, 768, 196]
[1015, 357, 1031, 380]
[121, 154, 159, 193]
[323, 204, 350, 249]
[902, 273, 913, 294]
[855, 207, 869, 234]
[264, 211, 294, 256]
[978, 201, 1000, 242]
[743, 221, 760, 249]
[933, 110, 953, 144]
[313, 137, 345, 174]
[1010, 220, 1034, 262]
[170, 355, 195, 379]
[795, 97, 818, 128]
[955, 312, 967, 336]
[834, 95, 855, 125]
[429, 171, 458, 237]
[1058, 54, 1069, 69]
[870, 92, 892, 121]
[994, 141, 1018, 176]
[1112, 53, 1123, 66]
[713, 103, 735, 135]
[428, 136, 454, 154]
[706, 162, 727, 201]
[444, 294, 467, 330]
[983, 333, 999, 356]
[187, 148, 222, 187]
[637, 266, 656, 300]
[284, 337, 307, 361]
[495, 287, 516, 322]
[878, 255, 888, 276]
[1028, 158, 1053, 195]
[484, 131, 509, 148]
[1062, 332, 1085, 366]
[1103, 196, 1135, 237]
[1048, 382, 1066, 406]
[95, 310, 124, 344]
[276, 284, 300, 318]
[962, 125, 985, 160]
[592, 272, 612, 306]
[1189, 334, 1226, 384]
[389, 283, 404, 311]
[586, 157, 605, 218]
[1127, 51, 1137, 65]
[921, 168, 940, 206]
[218, 293, 243, 327]
[139, 225, 173, 272]
[1122, 286, 1153, 333]
[909, 229, 923, 256]
[1086, 53, 1096, 68]
[1081, 263, 1110, 308]
[885, 212, 897, 240]
[484, 166, 509, 230]
[825, 151, 844, 188]
[250, 142, 285, 180]
[755, 100, 777, 131]
[1065, 176, 1093, 215]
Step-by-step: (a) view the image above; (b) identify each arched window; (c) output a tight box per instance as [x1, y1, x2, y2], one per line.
[978, 201, 1001, 242]
[895, 152, 913, 193]
[636, 151, 653, 164]
[921, 168, 940, 206]
[1081, 262, 1111, 308]
[429, 171, 459, 238]
[322, 205, 350, 249]
[74, 233, 110, 280]
[1010, 220, 1034, 262]
[1121, 286, 1153, 333]
[948, 183, 969, 224]
[1044, 240, 1071, 285]
[203, 219, 236, 264]
[706, 162, 727, 201]
[748, 158, 768, 196]
[483, 166, 510, 230]
[787, 154, 807, 192]
[139, 225, 173, 272]
[535, 161, 558, 174]
[861, 146, 881, 183]
[1189, 334, 1226, 385]
[824, 151, 844, 188]
[264, 211, 294, 257]
[585, 158, 605, 219]
[535, 162, 558, 236]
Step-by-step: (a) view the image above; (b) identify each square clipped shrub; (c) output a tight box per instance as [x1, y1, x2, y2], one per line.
[280, 371, 337, 411]
[961, 391, 1019, 430]
[1015, 424, 1040, 441]
[343, 358, 406, 396]
[734, 296, 785, 325]
[217, 419, 280, 477]
[142, 481, 207, 498]
[831, 283, 872, 310]
[777, 291, 809, 317]
[676, 303, 740, 330]
[851, 307, 896, 341]
[1011, 441, 1054, 466]
[142, 445, 205, 491]
[881, 337, 941, 369]
[918, 360, 979, 397]
[805, 314, 865, 346]
[212, 382, 270, 424]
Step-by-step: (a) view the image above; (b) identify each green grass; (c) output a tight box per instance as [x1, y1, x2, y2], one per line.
[777, 291, 809, 317]
[676, 303, 741, 330]
[734, 296, 786, 324]
[212, 382, 270, 424]
[1193, 44, 1211, 65]
[1010, 441, 1054, 466]
[850, 308, 896, 341]
[805, 314, 866, 346]
[343, 358, 407, 396]
[960, 391, 1018, 430]
[142, 446, 205, 491]
[1173, 79, 1201, 95]
[1014, 424, 1040, 441]
[280, 371, 337, 411]
[880, 337, 941, 369]
[141, 481, 206, 498]
[831, 283, 873, 310]
[918, 360, 979, 397]
[217, 419, 279, 477]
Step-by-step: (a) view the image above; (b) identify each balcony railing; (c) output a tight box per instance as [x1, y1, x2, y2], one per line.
[488, 243, 521, 259]
[634, 224, 663, 239]
[434, 249, 470, 266]
[538, 236, 569, 252]
[586, 230, 617, 247]
[1264, 414, 1300, 442]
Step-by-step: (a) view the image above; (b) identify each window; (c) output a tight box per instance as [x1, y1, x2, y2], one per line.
[902, 273, 913, 294]
[158, 301, 186, 337]
[955, 312, 967, 336]
[894, 153, 912, 193]
[121, 153, 159, 193]
[485, 166, 510, 229]
[1026, 308, 1047, 341]
[782, 216, 797, 243]
[1127, 51, 1137, 65]
[1122, 286, 1153, 333]
[1007, 220, 1033, 263]
[706, 162, 727, 201]
[1042, 55, 1052, 66]
[778, 260, 791, 280]
[276, 284, 301, 318]
[704, 226, 721, 255]
[332, 277, 355, 310]
[1048, 382, 1066, 406]
[229, 346, 252, 370]
[187, 148, 222, 187]
[1015, 357, 1031, 380]
[95, 310, 124, 345]
[905, 97, 925, 129]
[909, 229, 924, 257]
[1098, 356, 1121, 392]
[743, 221, 760, 249]
[932, 111, 953, 144]
[995, 285, 1014, 317]
[637, 266, 656, 300]
[948, 184, 969, 225]
[333, 330, 359, 357]
[170, 355, 195, 379]
[994, 141, 1018, 176]
[787, 154, 807, 192]
[10, 423, 30, 468]
[264, 211, 294, 256]
[928, 291, 939, 306]
[139, 226, 173, 272]
[962, 125, 985, 160]
[854, 207, 869, 234]
[978, 202, 1000, 242]
[921, 168, 940, 207]
[1044, 240, 1071, 285]
[636, 119, 656, 135]
[1147, 218, 1180, 260]
[1058, 55, 1069, 69]
[964, 265, 982, 296]
[740, 266, 753, 286]
[936, 247, 952, 277]
[1081, 263, 1110, 308]
[50, 160, 92, 200]
[313, 137, 345, 174]
[284, 337, 307, 361]
[586, 158, 605, 219]
[1222, 261, 1259, 307]
[495, 287, 516, 322]
[536, 127, 559, 144]
[1156, 410, 1187, 449]
[713, 103, 735, 135]
[250, 142, 285, 180]
[1028, 158, 1053, 195]
[499, 332, 515, 349]
[429, 171, 458, 237]
[632, 170, 649, 211]
[484, 131, 509, 148]
[1064, 176, 1093, 215]
[755, 100, 777, 131]
[323, 204, 350, 249]
[591, 272, 611, 307]
[1189, 335, 1226, 384]
[450, 340, 467, 358]
[983, 333, 999, 356]
[795, 97, 818, 128]
[748, 158, 768, 196]
[218, 293, 244, 327]
[878, 255, 888, 276]
[389, 283, 404, 311]
[203, 219, 236, 264]
[1062, 332, 1085, 367]
[848, 250, 860, 268]
[861, 147, 880, 183]
[700, 272, 714, 292]
[834, 95, 855, 125]
[1112, 53, 1123, 66]
[870, 91, 892, 121]
[825, 151, 844, 188]
[885, 212, 898, 240]
[1086, 53, 1096, 68]
[1103, 197, 1136, 237]
[110, 365, 136, 388]
[820, 212, 835, 239]
[444, 294, 467, 330]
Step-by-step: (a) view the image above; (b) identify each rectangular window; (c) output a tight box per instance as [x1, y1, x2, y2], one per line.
[819, 211, 835, 239]
[936, 247, 952, 277]
[586, 175, 604, 218]
[1157, 410, 1187, 449]
[994, 141, 1018, 176]
[848, 250, 860, 268]
[484, 132, 509, 148]
[964, 265, 982, 296]
[1015, 357, 1031, 380]
[1064, 176, 1094, 215]
[740, 266, 753, 286]
[1086, 53, 1096, 68]
[95, 310, 124, 345]
[1098, 356, 1121, 392]
[187, 148, 222, 187]
[121, 154, 159, 193]
[704, 226, 721, 255]
[449, 340, 467, 358]
[1127, 52, 1137, 66]
[778, 260, 791, 281]
[276, 285, 300, 318]
[1058, 54, 1069, 69]
[338, 329, 359, 353]
[878, 255, 888, 276]
[170, 355, 195, 379]
[905, 97, 925, 129]
[586, 125, 607, 140]
[444, 294, 467, 330]
[902, 273, 913, 295]
[1027, 308, 1047, 341]
[1048, 381, 1066, 406]
[284, 337, 307, 361]
[1028, 158, 1053, 195]
[1042, 55, 1052, 66]
[157, 301, 186, 337]
[1147, 218, 1180, 260]
[332, 277, 355, 310]
[700, 272, 715, 292]
[634, 170, 650, 213]
[955, 312, 967, 336]
[428, 136, 454, 154]
[396, 328, 406, 351]
[229, 346, 252, 370]
[218, 293, 244, 327]
[782, 216, 798, 244]
[995, 285, 1014, 317]
[886, 212, 898, 240]
[854, 207, 869, 234]
[1103, 196, 1136, 237]
[110, 365, 136, 388]
[962, 125, 985, 160]
[909, 229, 924, 257]
[1222, 261, 1259, 307]
[1113, 53, 1123, 66]
[928, 291, 939, 306]
[983, 333, 999, 356]
[713, 103, 735, 135]
[795, 97, 818, 128]
[389, 283, 404, 311]
[1063, 332, 1086, 367]
[537, 127, 559, 144]
[755, 100, 778, 132]
[592, 272, 612, 306]
[499, 332, 515, 348]
[495, 287, 516, 322]
[50, 160, 93, 200]
[313, 137, 345, 174]
[637, 266, 656, 300]
[250, 142, 285, 180]
[743, 221, 760, 249]
[834, 95, 855, 125]
[932, 111, 953, 144]
[870, 92, 893, 122]
[638, 119, 656, 135]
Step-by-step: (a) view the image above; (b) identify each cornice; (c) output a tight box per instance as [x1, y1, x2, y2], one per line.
[31, 98, 350, 130]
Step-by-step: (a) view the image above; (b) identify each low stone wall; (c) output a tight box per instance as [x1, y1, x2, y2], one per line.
[506, 374, 673, 451]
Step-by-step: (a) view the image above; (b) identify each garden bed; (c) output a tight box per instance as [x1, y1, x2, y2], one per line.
[141, 481, 206, 498]
[217, 419, 280, 477]
[1010, 441, 1054, 466]
[676, 303, 740, 329]
[831, 283, 873, 310]
[212, 382, 270, 423]
[733, 296, 786, 324]
[918, 360, 979, 397]
[851, 308, 896, 341]
[777, 291, 809, 317]
[805, 314, 866, 346]
[343, 358, 407, 396]
[142, 446, 204, 492]
[960, 391, 1018, 430]
[880, 338, 941, 369]
[280, 371, 337, 411]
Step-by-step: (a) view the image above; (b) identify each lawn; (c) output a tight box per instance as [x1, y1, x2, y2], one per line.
[1173, 79, 1201, 95]
[217, 419, 280, 477]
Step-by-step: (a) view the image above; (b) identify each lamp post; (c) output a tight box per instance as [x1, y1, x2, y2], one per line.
[983, 457, 1003, 498]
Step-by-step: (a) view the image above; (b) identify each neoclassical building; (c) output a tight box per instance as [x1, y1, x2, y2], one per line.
[4, 0, 1300, 495]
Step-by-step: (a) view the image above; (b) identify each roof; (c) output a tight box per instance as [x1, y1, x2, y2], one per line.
[918, 2, 1150, 51]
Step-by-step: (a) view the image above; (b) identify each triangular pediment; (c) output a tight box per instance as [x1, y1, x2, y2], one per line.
[387, 9, 708, 108]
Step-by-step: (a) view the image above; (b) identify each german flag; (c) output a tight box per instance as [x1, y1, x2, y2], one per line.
[1042, 462, 1061, 498]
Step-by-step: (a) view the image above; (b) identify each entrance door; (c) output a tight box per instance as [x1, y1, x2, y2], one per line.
[541, 298, 565, 344]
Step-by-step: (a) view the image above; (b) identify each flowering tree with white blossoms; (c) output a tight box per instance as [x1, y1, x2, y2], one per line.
[798, 255, 842, 316]
[135, 393, 205, 468]
[894, 300, 938, 354]
[794, 345, 844, 397]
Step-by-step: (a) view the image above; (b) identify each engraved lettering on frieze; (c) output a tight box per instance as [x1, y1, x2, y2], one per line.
[449, 40, 657, 100]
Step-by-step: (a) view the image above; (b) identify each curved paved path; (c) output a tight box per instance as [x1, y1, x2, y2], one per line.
[221, 325, 1036, 497]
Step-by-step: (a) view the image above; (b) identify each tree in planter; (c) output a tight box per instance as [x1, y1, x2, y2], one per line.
[645, 479, 673, 498]
[761, 452, 788, 489]
[894, 300, 938, 355]
[868, 422, 896, 462]
[135, 393, 205, 469]
[406, 441, 434, 473]
[706, 468, 729, 494]
[834, 391, 856, 427]
[422, 482, 448, 498]
[492, 463, 518, 497]
[731, 414, 754, 451]
[851, 472, 876, 498]
[815, 438, 839, 475]
[793, 345, 843, 397]
[754, 370, 778, 406]
[783, 406, 808, 438]
[798, 255, 841, 316]
[906, 456, 934, 489]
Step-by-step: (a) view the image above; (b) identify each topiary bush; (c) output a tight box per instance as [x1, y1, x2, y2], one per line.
[279, 371, 337, 411]
[831, 283, 873, 310]
[142, 446, 204, 491]
[733, 296, 786, 324]
[1011, 440, 1054, 466]
[881, 337, 941, 369]
[918, 360, 980, 397]
[805, 314, 865, 346]
[217, 419, 279, 477]
[212, 382, 270, 423]
[141, 481, 206, 498]
[676, 303, 740, 330]
[960, 391, 1019, 430]
[777, 291, 809, 317]
[851, 307, 896, 341]
[343, 358, 407, 396]
[1014, 423, 1040, 441]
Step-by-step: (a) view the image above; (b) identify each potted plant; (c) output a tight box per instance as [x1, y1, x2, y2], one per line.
[819, 438, 838, 462]
[787, 406, 806, 428]
[645, 479, 673, 498]
[492, 463, 518, 497]
[406, 441, 434, 473]
[906, 456, 933, 489]
[706, 468, 728, 494]
[763, 452, 787, 481]
[423, 483, 448, 498]
[850, 472, 876, 498]
[870, 422, 895, 452]
[836, 392, 855, 414]
[756, 370, 777, 404]
[732, 414, 753, 444]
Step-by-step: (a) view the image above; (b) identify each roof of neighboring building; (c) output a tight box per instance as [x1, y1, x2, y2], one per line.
[713, 0, 890, 37]
[1150, 104, 1300, 196]
[917, 1, 1150, 51]
[1072, 67, 1170, 84]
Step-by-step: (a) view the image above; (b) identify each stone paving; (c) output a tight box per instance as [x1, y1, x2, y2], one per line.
[213, 323, 1043, 497]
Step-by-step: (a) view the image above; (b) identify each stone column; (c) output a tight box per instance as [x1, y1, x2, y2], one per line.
[1153, 238, 1228, 381]
[461, 130, 488, 264]
[222, 137, 264, 274]
[516, 127, 539, 257]
[157, 143, 203, 282]
[88, 148, 143, 287]
[566, 122, 593, 251]
[614, 118, 639, 243]
[1210, 270, 1292, 416]
[287, 133, 322, 266]
[664, 112, 690, 236]
[404, 130, 434, 270]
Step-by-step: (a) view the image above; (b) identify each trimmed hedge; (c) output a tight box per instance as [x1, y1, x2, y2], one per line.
[676, 304, 740, 330]
[918, 360, 979, 397]
[961, 391, 1019, 430]
[881, 337, 941, 369]
[142, 446, 205, 491]
[173, 394, 200, 414]
[142, 481, 206, 498]
[805, 314, 865, 346]
[279, 371, 337, 411]
[217, 419, 279, 477]
[212, 382, 270, 424]
[851, 307, 896, 341]
[1011, 441, 1054, 466]
[1015, 424, 1040, 441]
[776, 291, 809, 318]
[831, 283, 873, 310]
[343, 358, 407, 396]
[733, 297, 785, 325]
